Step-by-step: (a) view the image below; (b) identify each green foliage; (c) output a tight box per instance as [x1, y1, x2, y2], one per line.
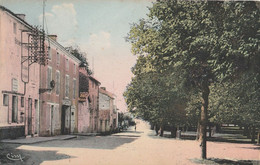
[66, 46, 92, 75]
[124, 65, 187, 126]
[209, 72, 260, 127]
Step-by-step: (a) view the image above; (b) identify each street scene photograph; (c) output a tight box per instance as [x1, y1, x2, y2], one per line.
[0, 0, 259, 164]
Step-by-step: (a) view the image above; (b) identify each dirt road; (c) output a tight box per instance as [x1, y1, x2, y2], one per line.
[0, 120, 259, 165]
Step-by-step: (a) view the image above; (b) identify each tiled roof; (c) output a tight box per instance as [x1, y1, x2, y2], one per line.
[89, 76, 101, 85]
[99, 88, 115, 99]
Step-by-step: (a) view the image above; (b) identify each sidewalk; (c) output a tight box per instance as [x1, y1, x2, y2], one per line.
[0, 135, 76, 144]
[74, 133, 101, 136]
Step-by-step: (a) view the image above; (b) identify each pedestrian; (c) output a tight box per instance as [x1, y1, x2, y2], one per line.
[135, 125, 136, 131]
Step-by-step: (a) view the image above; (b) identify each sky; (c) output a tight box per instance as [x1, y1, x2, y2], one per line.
[0, 0, 154, 111]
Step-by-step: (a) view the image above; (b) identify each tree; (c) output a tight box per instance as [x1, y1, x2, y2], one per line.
[124, 57, 187, 136]
[209, 71, 260, 142]
[66, 46, 92, 75]
[127, 0, 259, 159]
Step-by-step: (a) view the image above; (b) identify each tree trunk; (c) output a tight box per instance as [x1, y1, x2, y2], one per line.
[159, 126, 164, 137]
[251, 126, 256, 143]
[216, 124, 221, 133]
[243, 126, 249, 136]
[199, 82, 210, 159]
[247, 127, 252, 139]
[196, 119, 200, 141]
[171, 126, 177, 138]
[155, 124, 159, 136]
[208, 126, 212, 138]
[257, 131, 260, 144]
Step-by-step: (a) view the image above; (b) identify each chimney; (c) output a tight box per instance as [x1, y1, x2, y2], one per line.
[16, 14, 26, 21]
[101, 87, 106, 91]
[48, 35, 57, 41]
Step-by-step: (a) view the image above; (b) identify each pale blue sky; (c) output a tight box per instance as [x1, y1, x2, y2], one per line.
[1, 0, 154, 111]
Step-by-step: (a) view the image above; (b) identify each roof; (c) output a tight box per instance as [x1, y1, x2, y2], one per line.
[0, 5, 33, 29]
[89, 76, 101, 85]
[0, 5, 81, 64]
[99, 88, 115, 99]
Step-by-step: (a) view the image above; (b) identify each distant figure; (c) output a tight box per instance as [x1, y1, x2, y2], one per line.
[135, 125, 136, 131]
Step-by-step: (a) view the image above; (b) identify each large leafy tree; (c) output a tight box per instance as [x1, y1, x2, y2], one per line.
[124, 55, 187, 136]
[209, 71, 260, 141]
[126, 0, 259, 159]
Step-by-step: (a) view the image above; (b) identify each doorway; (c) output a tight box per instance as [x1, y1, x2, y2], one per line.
[28, 98, 32, 135]
[11, 96, 18, 123]
[61, 105, 70, 134]
[50, 105, 54, 135]
[34, 100, 39, 134]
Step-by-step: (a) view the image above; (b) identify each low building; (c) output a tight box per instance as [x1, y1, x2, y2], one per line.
[88, 76, 101, 133]
[78, 66, 91, 133]
[99, 87, 118, 133]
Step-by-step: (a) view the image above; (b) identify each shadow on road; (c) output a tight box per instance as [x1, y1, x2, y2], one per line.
[122, 130, 144, 134]
[191, 158, 260, 165]
[29, 136, 137, 150]
[148, 130, 256, 144]
[240, 146, 260, 150]
[0, 143, 72, 165]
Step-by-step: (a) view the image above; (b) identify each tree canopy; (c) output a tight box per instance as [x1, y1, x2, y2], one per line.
[66, 46, 92, 75]
[125, 0, 259, 159]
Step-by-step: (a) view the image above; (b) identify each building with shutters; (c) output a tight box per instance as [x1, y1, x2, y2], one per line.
[88, 76, 101, 133]
[78, 66, 91, 133]
[99, 87, 118, 133]
[0, 6, 40, 139]
[39, 35, 81, 136]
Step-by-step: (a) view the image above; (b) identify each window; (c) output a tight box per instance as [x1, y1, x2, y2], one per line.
[56, 52, 60, 65]
[13, 23, 17, 34]
[73, 79, 76, 99]
[47, 66, 52, 89]
[56, 71, 60, 95]
[74, 64, 76, 74]
[3, 94, 8, 106]
[66, 59, 69, 70]
[48, 47, 52, 61]
[65, 75, 70, 98]
[21, 97, 24, 107]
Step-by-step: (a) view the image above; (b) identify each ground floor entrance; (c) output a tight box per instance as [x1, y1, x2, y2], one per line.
[61, 105, 71, 135]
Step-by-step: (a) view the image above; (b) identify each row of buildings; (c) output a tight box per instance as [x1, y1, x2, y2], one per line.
[0, 6, 118, 139]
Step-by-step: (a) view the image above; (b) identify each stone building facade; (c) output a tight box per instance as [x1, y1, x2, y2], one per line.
[39, 35, 80, 136]
[78, 67, 91, 133]
[99, 87, 118, 133]
[0, 6, 40, 139]
[88, 76, 100, 133]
